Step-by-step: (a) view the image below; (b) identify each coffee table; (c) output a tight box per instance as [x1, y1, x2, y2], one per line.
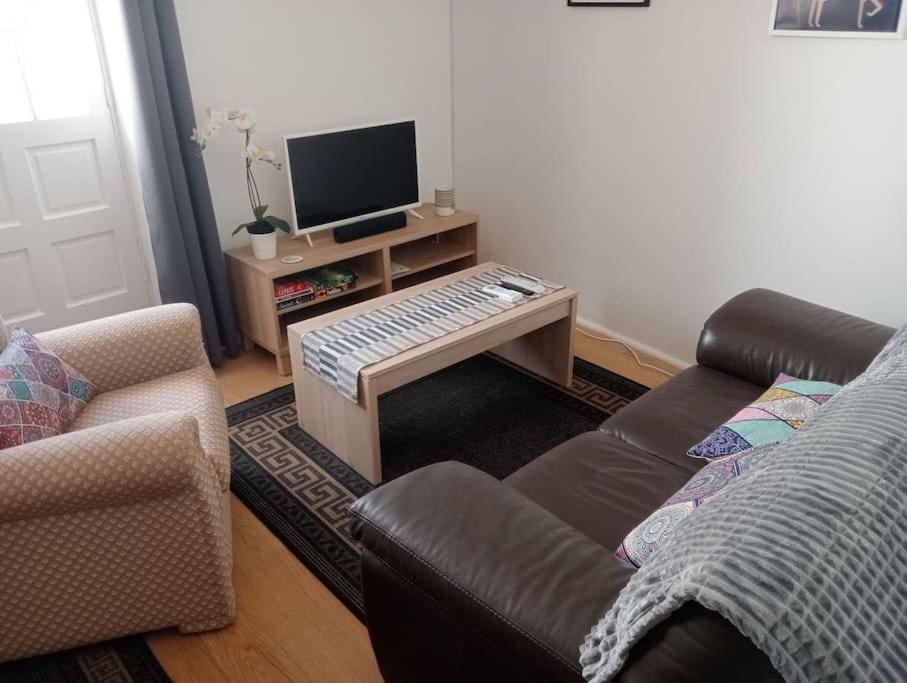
[287, 263, 577, 483]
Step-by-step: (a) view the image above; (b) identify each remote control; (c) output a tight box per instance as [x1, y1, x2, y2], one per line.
[499, 281, 537, 296]
[501, 275, 545, 294]
[482, 285, 523, 303]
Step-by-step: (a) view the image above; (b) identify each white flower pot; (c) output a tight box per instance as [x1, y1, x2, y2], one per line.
[250, 231, 277, 260]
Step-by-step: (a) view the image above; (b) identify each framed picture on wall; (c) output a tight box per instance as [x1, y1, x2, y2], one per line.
[568, 1, 650, 6]
[770, 0, 906, 37]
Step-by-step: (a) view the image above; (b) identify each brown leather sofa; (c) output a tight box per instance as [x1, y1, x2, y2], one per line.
[351, 289, 894, 683]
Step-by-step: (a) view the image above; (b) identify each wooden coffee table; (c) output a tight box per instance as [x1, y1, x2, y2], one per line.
[287, 263, 577, 483]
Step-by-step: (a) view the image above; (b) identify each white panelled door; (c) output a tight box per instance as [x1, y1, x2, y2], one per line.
[0, 0, 152, 332]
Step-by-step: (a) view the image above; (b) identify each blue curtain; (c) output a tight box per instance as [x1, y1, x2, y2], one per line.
[119, 0, 240, 365]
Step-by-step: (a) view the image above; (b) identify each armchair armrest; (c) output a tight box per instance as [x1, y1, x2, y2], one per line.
[35, 304, 208, 393]
[697, 289, 894, 387]
[0, 413, 209, 523]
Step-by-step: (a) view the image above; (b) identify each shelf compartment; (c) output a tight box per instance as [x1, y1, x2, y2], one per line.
[273, 255, 374, 302]
[275, 271, 383, 316]
[390, 243, 476, 280]
[391, 255, 478, 292]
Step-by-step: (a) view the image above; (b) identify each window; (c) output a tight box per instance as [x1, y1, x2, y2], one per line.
[0, 0, 98, 125]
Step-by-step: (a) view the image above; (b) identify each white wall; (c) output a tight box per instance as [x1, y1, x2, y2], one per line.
[174, 0, 453, 251]
[452, 0, 907, 366]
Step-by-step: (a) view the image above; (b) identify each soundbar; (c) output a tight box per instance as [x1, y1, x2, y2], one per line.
[333, 211, 407, 244]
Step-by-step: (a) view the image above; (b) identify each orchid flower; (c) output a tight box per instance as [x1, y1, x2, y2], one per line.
[233, 107, 256, 131]
[191, 105, 289, 237]
[207, 109, 228, 130]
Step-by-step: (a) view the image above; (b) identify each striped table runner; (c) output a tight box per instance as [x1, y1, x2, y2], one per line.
[302, 266, 563, 401]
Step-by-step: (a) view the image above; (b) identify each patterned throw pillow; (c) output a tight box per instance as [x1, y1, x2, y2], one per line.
[616, 448, 770, 568]
[0, 328, 97, 449]
[616, 372, 841, 568]
[687, 373, 841, 459]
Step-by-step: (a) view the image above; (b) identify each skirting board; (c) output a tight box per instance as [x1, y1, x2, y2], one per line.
[576, 316, 692, 373]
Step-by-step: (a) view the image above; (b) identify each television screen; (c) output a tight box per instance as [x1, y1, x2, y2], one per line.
[285, 120, 419, 235]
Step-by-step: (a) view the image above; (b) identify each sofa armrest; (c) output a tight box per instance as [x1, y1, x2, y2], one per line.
[351, 462, 634, 682]
[353, 462, 778, 683]
[697, 289, 894, 387]
[0, 413, 208, 523]
[36, 303, 209, 393]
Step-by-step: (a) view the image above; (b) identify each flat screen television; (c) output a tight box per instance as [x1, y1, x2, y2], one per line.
[284, 119, 420, 240]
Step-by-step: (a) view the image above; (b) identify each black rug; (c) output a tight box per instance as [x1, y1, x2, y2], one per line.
[228, 353, 647, 620]
[0, 636, 170, 683]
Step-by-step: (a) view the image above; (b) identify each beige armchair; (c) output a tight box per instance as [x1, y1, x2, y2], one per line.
[0, 304, 234, 662]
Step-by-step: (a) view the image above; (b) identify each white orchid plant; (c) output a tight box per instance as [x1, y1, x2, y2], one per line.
[191, 107, 291, 237]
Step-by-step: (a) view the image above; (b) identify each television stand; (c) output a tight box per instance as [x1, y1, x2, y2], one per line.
[225, 203, 479, 375]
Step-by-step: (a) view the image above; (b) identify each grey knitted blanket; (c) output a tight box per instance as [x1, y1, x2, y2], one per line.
[580, 326, 907, 683]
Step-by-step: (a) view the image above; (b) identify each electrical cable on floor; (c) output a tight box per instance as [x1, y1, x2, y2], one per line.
[577, 328, 675, 378]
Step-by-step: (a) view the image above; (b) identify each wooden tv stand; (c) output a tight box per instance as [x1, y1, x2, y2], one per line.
[225, 203, 479, 375]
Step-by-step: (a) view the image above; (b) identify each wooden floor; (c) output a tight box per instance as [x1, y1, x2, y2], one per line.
[147, 332, 677, 682]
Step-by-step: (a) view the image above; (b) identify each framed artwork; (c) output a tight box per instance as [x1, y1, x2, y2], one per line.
[770, 0, 906, 37]
[568, 1, 650, 6]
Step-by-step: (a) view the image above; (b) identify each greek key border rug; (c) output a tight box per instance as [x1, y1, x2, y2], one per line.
[0, 635, 170, 683]
[227, 353, 647, 620]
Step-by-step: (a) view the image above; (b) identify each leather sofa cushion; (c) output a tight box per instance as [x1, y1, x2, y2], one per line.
[505, 432, 693, 550]
[598, 365, 765, 474]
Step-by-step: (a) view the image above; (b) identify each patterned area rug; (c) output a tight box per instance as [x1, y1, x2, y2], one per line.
[228, 353, 647, 619]
[0, 636, 170, 682]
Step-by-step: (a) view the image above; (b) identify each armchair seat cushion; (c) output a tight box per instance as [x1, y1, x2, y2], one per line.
[67, 365, 229, 490]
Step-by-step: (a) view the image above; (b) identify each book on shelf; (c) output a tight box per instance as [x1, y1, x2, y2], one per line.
[312, 282, 355, 299]
[274, 279, 314, 299]
[276, 291, 316, 311]
[274, 266, 358, 304]
[302, 266, 358, 298]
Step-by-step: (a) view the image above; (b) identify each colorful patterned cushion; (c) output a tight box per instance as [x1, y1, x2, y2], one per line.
[687, 373, 841, 459]
[616, 448, 770, 568]
[0, 328, 97, 449]
[616, 373, 842, 568]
